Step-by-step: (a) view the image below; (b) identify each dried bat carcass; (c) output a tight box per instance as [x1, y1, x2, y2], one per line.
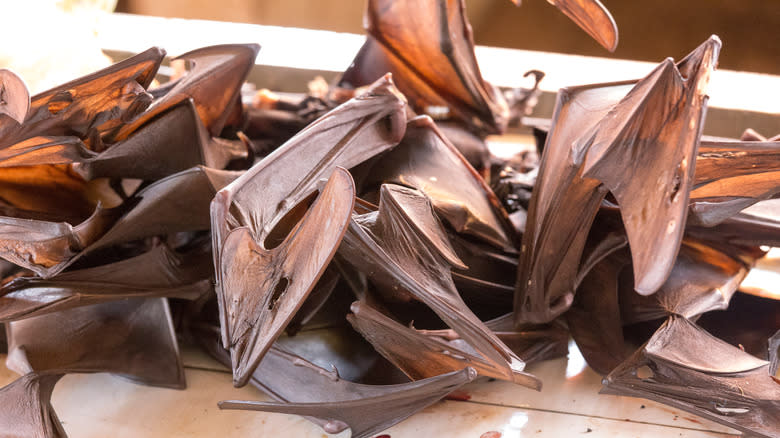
[569, 236, 760, 375]
[602, 315, 780, 438]
[211, 75, 406, 386]
[339, 184, 539, 388]
[114, 44, 260, 141]
[1, 47, 164, 149]
[348, 300, 539, 389]
[0, 166, 238, 278]
[340, 0, 509, 135]
[77, 99, 247, 181]
[619, 238, 761, 325]
[0, 243, 212, 322]
[6, 297, 185, 389]
[515, 37, 720, 324]
[216, 343, 477, 438]
[360, 116, 515, 249]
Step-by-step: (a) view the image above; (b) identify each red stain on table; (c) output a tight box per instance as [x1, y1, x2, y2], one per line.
[445, 390, 472, 401]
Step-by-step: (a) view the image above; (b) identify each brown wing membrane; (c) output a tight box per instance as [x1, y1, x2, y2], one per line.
[73, 166, 240, 261]
[619, 238, 758, 324]
[602, 316, 780, 438]
[515, 37, 719, 324]
[567, 249, 631, 375]
[211, 76, 406, 386]
[0, 373, 66, 438]
[217, 168, 355, 386]
[6, 298, 185, 389]
[0, 203, 118, 277]
[546, 0, 618, 52]
[218, 345, 476, 438]
[348, 301, 539, 389]
[360, 116, 515, 249]
[690, 139, 780, 226]
[5, 47, 164, 148]
[0, 136, 95, 168]
[0, 166, 237, 278]
[115, 44, 260, 140]
[79, 100, 247, 181]
[0, 243, 211, 321]
[582, 37, 720, 295]
[342, 0, 508, 134]
[339, 184, 539, 388]
[513, 80, 629, 324]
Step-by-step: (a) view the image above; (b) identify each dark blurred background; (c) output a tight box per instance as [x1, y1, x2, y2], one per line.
[117, 0, 780, 75]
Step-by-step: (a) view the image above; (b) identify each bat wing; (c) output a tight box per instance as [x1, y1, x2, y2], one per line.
[514, 79, 629, 324]
[0, 136, 95, 167]
[619, 238, 757, 324]
[10, 47, 164, 148]
[340, 185, 539, 388]
[361, 116, 515, 249]
[343, 0, 508, 134]
[80, 166, 240, 258]
[567, 249, 631, 375]
[348, 301, 540, 389]
[217, 168, 355, 386]
[0, 373, 66, 438]
[210, 76, 406, 386]
[515, 37, 720, 325]
[6, 297, 185, 389]
[582, 37, 720, 295]
[115, 44, 259, 140]
[220, 346, 476, 438]
[602, 315, 779, 438]
[547, 0, 618, 51]
[690, 139, 780, 226]
[0, 243, 211, 321]
[81, 99, 246, 181]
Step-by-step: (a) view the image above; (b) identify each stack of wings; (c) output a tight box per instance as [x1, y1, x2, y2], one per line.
[0, 0, 777, 437]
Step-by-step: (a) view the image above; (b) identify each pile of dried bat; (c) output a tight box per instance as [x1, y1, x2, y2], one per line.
[0, 0, 777, 437]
